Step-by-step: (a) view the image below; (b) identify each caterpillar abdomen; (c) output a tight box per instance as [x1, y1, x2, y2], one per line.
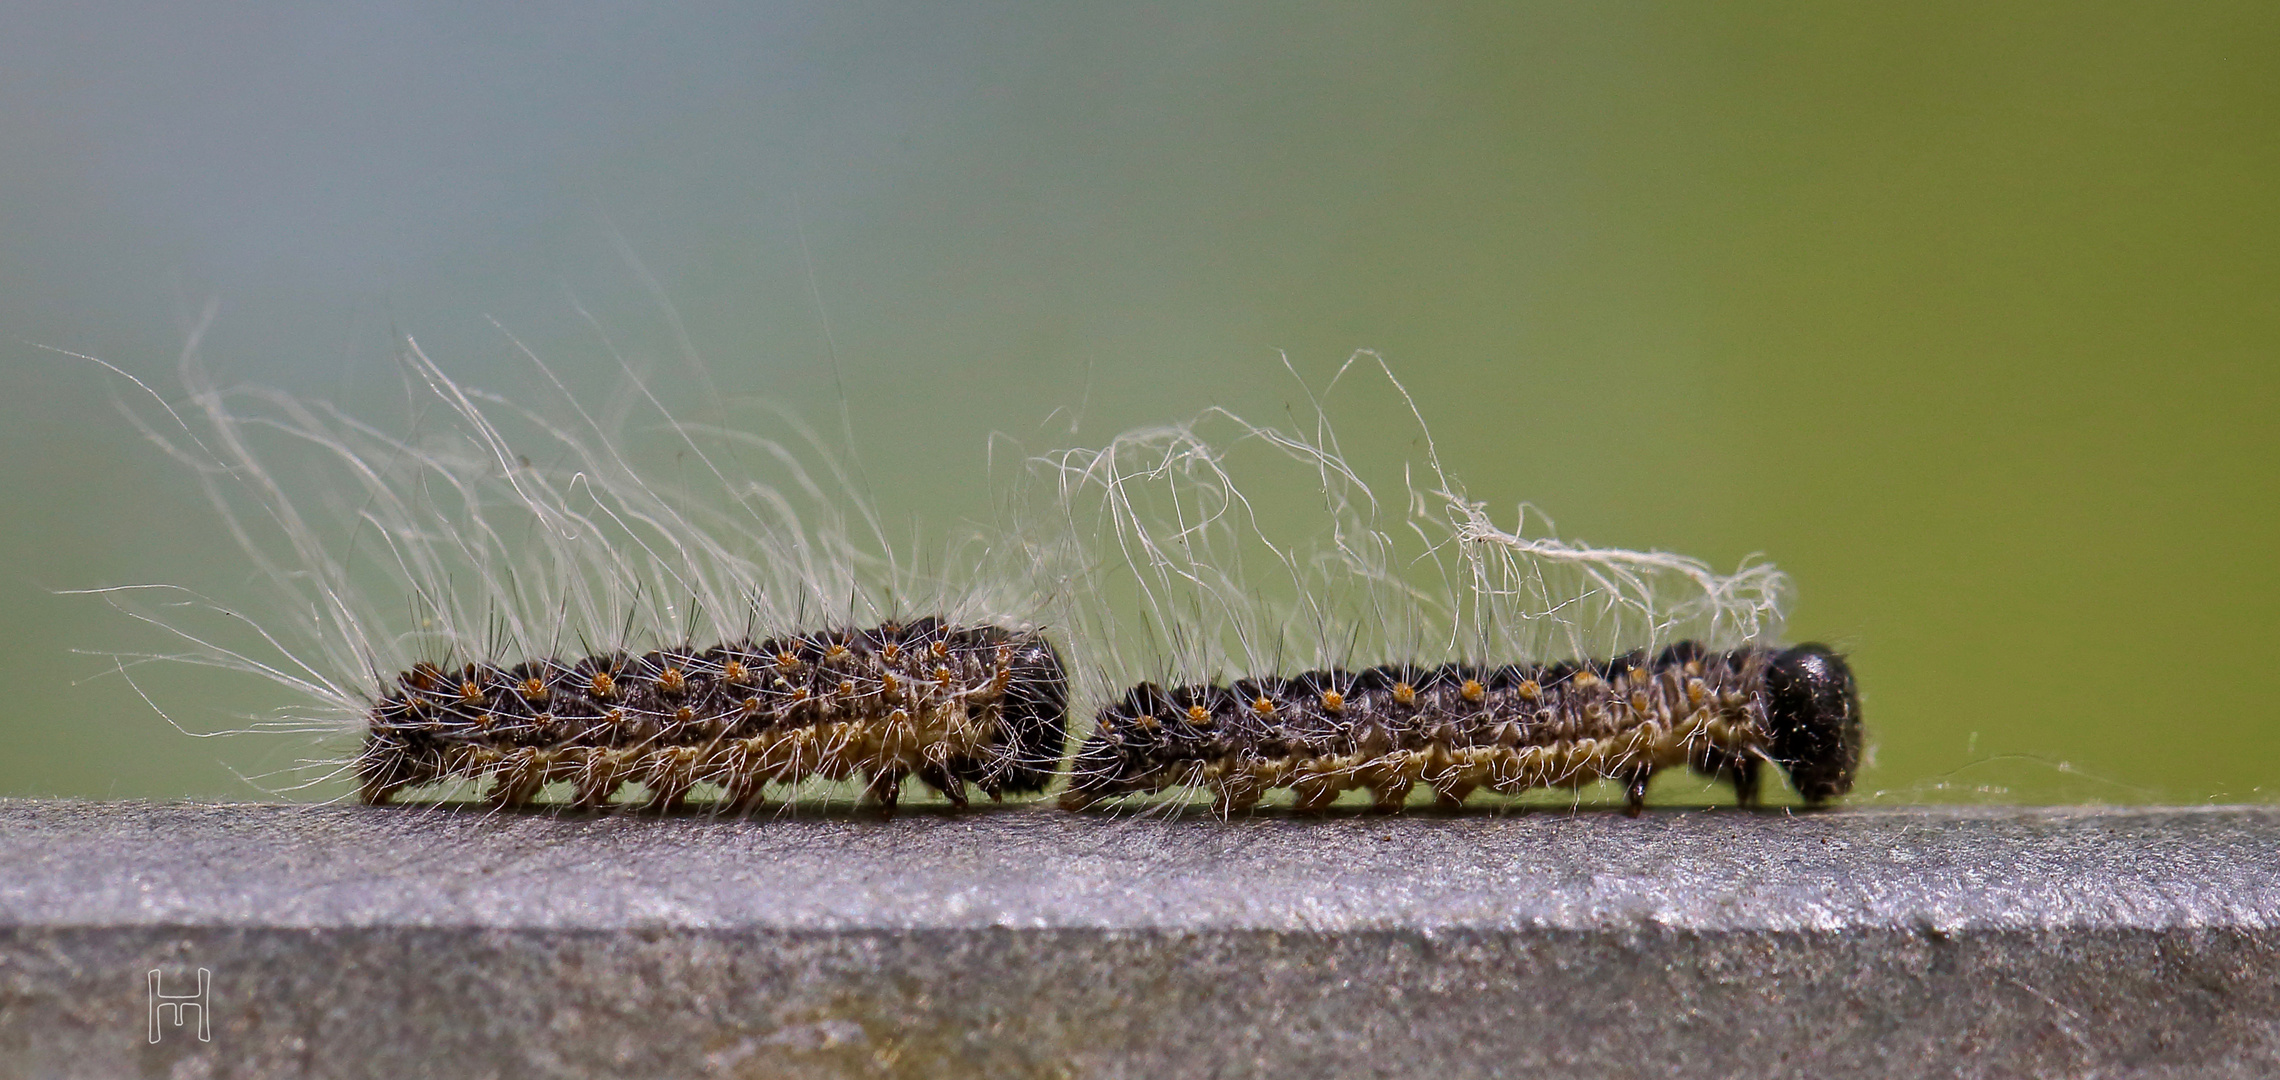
[1060, 642, 1861, 815]
[358, 617, 1068, 813]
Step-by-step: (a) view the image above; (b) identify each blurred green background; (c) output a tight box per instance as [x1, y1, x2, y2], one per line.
[1, 2, 2272, 802]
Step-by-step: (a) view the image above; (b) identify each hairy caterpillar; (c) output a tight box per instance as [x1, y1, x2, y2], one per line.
[1060, 642, 1860, 815]
[1036, 353, 1863, 813]
[81, 315, 1065, 812]
[361, 619, 1067, 812]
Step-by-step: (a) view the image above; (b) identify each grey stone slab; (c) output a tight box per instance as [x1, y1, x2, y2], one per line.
[0, 800, 2275, 1078]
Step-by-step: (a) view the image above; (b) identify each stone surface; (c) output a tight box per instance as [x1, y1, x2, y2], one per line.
[0, 800, 2274, 1078]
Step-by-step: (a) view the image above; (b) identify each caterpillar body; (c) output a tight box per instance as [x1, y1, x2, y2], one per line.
[1061, 642, 1861, 815]
[359, 618, 1068, 812]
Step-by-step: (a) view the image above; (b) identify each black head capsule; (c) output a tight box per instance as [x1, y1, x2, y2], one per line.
[994, 632, 1071, 794]
[1060, 682, 1181, 808]
[954, 630, 1070, 796]
[1762, 644, 1863, 805]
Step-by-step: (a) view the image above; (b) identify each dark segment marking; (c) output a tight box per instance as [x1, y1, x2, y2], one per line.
[1061, 643, 1861, 815]
[357, 618, 1067, 813]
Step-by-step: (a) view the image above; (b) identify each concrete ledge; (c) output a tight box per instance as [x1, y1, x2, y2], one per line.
[1, 801, 2275, 1078]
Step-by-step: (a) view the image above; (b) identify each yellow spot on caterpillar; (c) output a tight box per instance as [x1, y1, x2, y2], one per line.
[790, 687, 812, 704]
[1320, 690, 1345, 713]
[1135, 713, 1161, 731]
[1686, 678, 1708, 707]
[1187, 704, 1214, 728]
[674, 705, 695, 724]
[931, 640, 949, 659]
[881, 672, 901, 697]
[1684, 660, 1704, 677]
[409, 663, 443, 692]
[518, 677, 549, 703]
[838, 679, 857, 698]
[658, 667, 687, 695]
[825, 644, 850, 662]
[1392, 682, 1416, 707]
[1461, 679, 1484, 703]
[1628, 666, 1648, 685]
[458, 680, 485, 706]
[1572, 672, 1601, 691]
[882, 642, 901, 663]
[722, 660, 749, 685]
[991, 667, 1011, 693]
[1517, 679, 1541, 702]
[776, 651, 801, 671]
[1252, 696, 1276, 717]
[1631, 689, 1652, 714]
[589, 672, 616, 699]
[606, 708, 626, 726]
[934, 664, 953, 684]
[740, 697, 761, 715]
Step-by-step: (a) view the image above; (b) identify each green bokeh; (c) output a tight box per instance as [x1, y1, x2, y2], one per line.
[1, 2, 2272, 802]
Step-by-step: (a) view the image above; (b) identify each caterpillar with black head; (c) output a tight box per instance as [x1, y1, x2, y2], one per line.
[361, 618, 1067, 812]
[1061, 641, 1860, 815]
[1036, 354, 1864, 815]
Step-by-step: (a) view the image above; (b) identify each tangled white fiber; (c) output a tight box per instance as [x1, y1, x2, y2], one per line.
[1033, 351, 1792, 724]
[75, 309, 1053, 804]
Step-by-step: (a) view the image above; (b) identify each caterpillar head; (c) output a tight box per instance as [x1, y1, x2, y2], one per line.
[1763, 644, 1863, 805]
[972, 630, 1070, 796]
[1058, 682, 1187, 809]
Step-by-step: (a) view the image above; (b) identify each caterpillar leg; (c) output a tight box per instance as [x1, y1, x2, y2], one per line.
[1289, 760, 1347, 814]
[489, 749, 549, 809]
[1290, 780, 1343, 815]
[1057, 788, 1102, 811]
[721, 780, 769, 816]
[1433, 779, 1479, 811]
[1211, 773, 1266, 817]
[716, 747, 769, 814]
[572, 749, 634, 809]
[1728, 758, 1762, 809]
[356, 736, 446, 805]
[1623, 766, 1655, 818]
[916, 762, 970, 809]
[645, 747, 702, 812]
[1369, 778, 1413, 813]
[359, 769, 417, 807]
[865, 768, 906, 817]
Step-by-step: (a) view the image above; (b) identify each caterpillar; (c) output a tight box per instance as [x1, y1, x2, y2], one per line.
[360, 618, 1067, 812]
[1059, 641, 1860, 815]
[80, 325, 1069, 812]
[1034, 353, 1861, 813]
